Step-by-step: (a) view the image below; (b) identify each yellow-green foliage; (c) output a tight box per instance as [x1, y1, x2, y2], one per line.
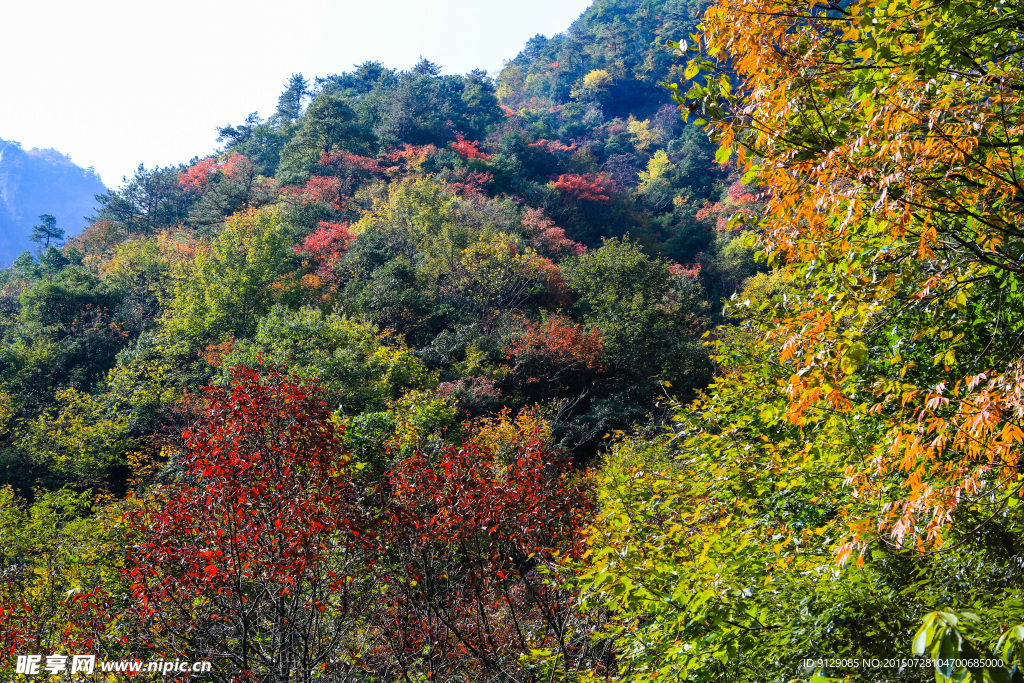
[575, 290, 897, 680]
[579, 379, 867, 680]
[583, 69, 613, 93]
[387, 389, 458, 457]
[103, 332, 202, 433]
[445, 234, 560, 320]
[221, 305, 432, 414]
[453, 343, 509, 382]
[351, 177, 516, 279]
[99, 236, 172, 301]
[734, 268, 793, 307]
[627, 117, 663, 154]
[637, 149, 674, 188]
[22, 388, 136, 485]
[496, 63, 526, 104]
[161, 206, 300, 345]
[0, 487, 130, 662]
[0, 390, 12, 433]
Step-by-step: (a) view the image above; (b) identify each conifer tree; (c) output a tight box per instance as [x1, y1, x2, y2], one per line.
[274, 73, 310, 124]
[29, 214, 64, 250]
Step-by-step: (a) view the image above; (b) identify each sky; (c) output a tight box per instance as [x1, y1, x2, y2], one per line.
[0, 0, 593, 189]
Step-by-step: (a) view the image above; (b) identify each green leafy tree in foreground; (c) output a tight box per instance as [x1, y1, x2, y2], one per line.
[567, 0, 1024, 679]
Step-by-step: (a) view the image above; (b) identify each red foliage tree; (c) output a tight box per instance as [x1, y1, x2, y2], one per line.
[0, 586, 118, 667]
[669, 262, 702, 279]
[550, 173, 615, 203]
[447, 170, 494, 198]
[125, 366, 377, 682]
[528, 139, 577, 154]
[694, 176, 766, 233]
[278, 175, 348, 213]
[368, 425, 596, 681]
[450, 135, 492, 161]
[385, 144, 439, 167]
[279, 154, 387, 216]
[0, 592, 32, 664]
[295, 221, 355, 288]
[520, 208, 584, 258]
[318, 151, 383, 176]
[179, 158, 220, 194]
[503, 314, 605, 390]
[179, 153, 255, 194]
[303, 176, 347, 211]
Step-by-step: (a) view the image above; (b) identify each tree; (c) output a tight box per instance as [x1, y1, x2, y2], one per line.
[459, 69, 503, 137]
[369, 65, 473, 150]
[29, 214, 64, 250]
[440, 235, 568, 328]
[161, 206, 301, 345]
[370, 419, 599, 681]
[91, 164, 195, 237]
[21, 387, 137, 488]
[577, 68, 613, 101]
[671, 0, 1024, 555]
[216, 305, 427, 414]
[565, 0, 1024, 678]
[274, 73, 310, 125]
[278, 94, 368, 181]
[564, 238, 707, 384]
[126, 365, 378, 682]
[550, 173, 614, 203]
[217, 112, 288, 176]
[295, 220, 355, 288]
[503, 313, 605, 393]
[0, 487, 128, 675]
[178, 153, 275, 225]
[1, 265, 130, 419]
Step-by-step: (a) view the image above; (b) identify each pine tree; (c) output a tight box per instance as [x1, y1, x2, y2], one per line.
[274, 73, 309, 125]
[29, 214, 64, 250]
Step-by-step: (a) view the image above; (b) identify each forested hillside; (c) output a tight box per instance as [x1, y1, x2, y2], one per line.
[0, 139, 106, 266]
[3, 0, 1023, 681]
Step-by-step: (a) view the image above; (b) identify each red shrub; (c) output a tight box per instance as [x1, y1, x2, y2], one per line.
[551, 173, 615, 203]
[450, 135, 492, 161]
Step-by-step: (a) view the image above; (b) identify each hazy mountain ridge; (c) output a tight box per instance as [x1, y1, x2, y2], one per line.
[0, 138, 106, 266]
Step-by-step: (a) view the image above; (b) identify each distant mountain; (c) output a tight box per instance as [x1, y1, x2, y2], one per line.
[0, 138, 106, 266]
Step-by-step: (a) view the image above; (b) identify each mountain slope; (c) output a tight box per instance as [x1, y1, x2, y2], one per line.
[0, 138, 106, 266]
[497, 0, 708, 118]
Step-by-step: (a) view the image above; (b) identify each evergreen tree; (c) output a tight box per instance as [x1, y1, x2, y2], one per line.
[274, 73, 310, 124]
[29, 214, 64, 250]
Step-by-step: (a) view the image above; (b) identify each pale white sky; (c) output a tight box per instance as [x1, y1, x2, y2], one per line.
[1, 0, 593, 188]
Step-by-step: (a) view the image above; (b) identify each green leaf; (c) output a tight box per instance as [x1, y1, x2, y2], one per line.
[913, 622, 931, 656]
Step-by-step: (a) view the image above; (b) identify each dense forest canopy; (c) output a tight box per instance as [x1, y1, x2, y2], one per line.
[3, 0, 1024, 681]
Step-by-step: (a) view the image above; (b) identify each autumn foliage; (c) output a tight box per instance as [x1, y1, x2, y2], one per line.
[179, 153, 255, 194]
[369, 421, 596, 680]
[126, 367, 376, 680]
[521, 208, 584, 258]
[678, 0, 1024, 556]
[450, 135, 492, 160]
[0, 9, 804, 680]
[504, 314, 605, 389]
[550, 173, 615, 203]
[296, 220, 355, 285]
